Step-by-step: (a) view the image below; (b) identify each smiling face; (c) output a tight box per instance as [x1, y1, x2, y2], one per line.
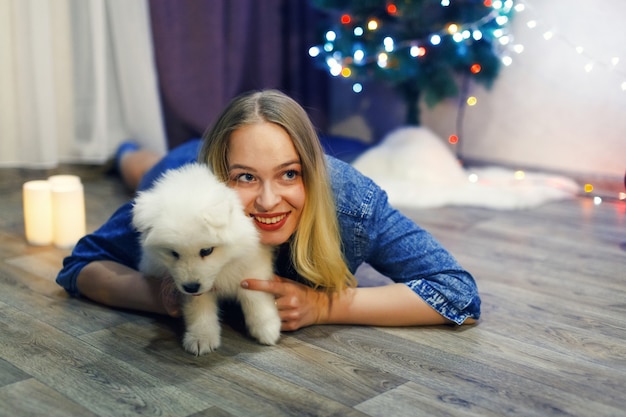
[227, 122, 305, 246]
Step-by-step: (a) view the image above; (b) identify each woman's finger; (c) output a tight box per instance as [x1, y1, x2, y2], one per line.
[241, 278, 283, 297]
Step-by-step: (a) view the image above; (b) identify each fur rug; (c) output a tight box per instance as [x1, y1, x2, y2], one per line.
[352, 127, 579, 210]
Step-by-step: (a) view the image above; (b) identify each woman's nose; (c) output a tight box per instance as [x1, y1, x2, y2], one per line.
[256, 181, 280, 209]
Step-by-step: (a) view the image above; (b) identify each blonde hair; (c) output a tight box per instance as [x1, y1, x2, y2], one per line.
[198, 90, 356, 292]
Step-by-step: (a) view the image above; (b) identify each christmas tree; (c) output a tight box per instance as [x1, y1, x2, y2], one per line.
[309, 0, 517, 125]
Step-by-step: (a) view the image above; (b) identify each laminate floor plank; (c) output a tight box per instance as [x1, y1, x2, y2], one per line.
[0, 260, 149, 338]
[0, 302, 213, 416]
[295, 325, 625, 416]
[221, 334, 408, 406]
[81, 323, 372, 416]
[0, 378, 98, 417]
[176, 360, 371, 417]
[80, 321, 399, 412]
[378, 322, 625, 410]
[0, 357, 30, 388]
[186, 407, 237, 417]
[354, 381, 506, 417]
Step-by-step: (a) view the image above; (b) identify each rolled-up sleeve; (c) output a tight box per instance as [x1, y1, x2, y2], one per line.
[362, 188, 481, 324]
[330, 156, 480, 324]
[55, 202, 141, 297]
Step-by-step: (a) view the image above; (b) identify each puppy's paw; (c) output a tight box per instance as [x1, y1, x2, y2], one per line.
[182, 331, 221, 355]
[248, 314, 281, 346]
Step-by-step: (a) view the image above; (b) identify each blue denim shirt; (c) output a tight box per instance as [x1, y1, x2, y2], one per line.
[56, 139, 480, 324]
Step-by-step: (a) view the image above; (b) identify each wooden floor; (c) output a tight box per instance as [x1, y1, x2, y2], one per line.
[1, 165, 625, 417]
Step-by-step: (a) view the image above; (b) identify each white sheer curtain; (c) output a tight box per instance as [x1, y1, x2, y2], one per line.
[0, 0, 166, 169]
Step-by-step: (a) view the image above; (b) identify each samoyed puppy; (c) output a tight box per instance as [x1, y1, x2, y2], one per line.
[132, 163, 281, 355]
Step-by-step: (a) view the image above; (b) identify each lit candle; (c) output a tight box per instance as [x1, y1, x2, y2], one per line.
[50, 177, 86, 248]
[22, 180, 54, 245]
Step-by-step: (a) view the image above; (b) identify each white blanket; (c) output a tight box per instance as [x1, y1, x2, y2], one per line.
[352, 127, 579, 210]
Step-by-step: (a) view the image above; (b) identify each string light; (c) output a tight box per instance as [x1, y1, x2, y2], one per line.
[515, 1, 626, 93]
[309, 1, 516, 91]
[309, 2, 626, 203]
[580, 182, 626, 204]
[377, 53, 388, 68]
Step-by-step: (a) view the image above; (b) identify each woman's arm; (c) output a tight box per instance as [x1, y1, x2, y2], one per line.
[241, 277, 475, 331]
[325, 284, 452, 326]
[76, 261, 181, 317]
[327, 158, 481, 327]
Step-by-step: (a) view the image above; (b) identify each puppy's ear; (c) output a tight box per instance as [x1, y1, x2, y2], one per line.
[202, 200, 233, 228]
[141, 228, 160, 247]
[132, 191, 157, 233]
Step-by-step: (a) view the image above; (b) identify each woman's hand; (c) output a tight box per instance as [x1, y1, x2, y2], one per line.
[241, 276, 331, 331]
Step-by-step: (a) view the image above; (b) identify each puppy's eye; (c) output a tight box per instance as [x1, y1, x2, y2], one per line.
[170, 250, 180, 259]
[199, 247, 214, 258]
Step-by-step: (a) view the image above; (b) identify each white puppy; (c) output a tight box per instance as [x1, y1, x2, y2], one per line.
[132, 163, 281, 355]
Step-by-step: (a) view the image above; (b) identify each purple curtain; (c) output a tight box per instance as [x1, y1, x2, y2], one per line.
[149, 0, 329, 148]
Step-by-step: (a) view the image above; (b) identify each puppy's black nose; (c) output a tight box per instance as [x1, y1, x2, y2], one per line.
[182, 282, 201, 294]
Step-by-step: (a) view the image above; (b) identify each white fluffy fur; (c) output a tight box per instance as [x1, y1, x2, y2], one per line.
[132, 163, 280, 355]
[353, 126, 579, 210]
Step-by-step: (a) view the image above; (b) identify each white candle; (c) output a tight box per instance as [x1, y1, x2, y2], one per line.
[50, 179, 86, 248]
[48, 174, 82, 187]
[23, 180, 53, 245]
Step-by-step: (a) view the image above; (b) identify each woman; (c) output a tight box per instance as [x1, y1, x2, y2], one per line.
[57, 90, 480, 330]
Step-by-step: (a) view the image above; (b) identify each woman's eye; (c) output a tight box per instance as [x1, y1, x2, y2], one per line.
[283, 169, 300, 180]
[235, 173, 255, 183]
[199, 247, 214, 257]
